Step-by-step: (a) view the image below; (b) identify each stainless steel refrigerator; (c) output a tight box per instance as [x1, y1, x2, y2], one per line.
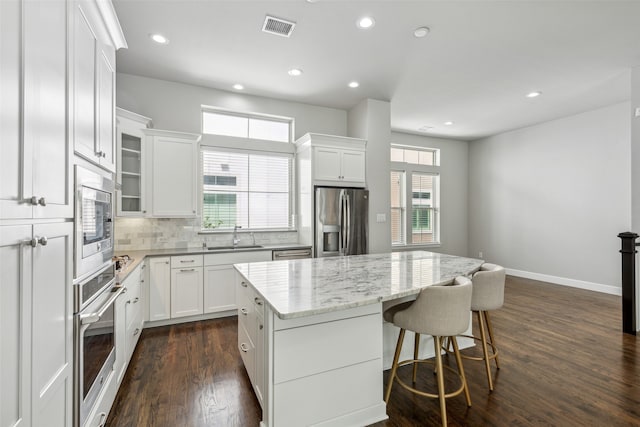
[315, 187, 368, 257]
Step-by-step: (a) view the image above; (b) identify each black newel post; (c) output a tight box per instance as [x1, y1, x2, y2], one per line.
[618, 232, 638, 335]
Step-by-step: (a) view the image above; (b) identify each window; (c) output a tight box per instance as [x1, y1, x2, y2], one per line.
[390, 144, 440, 246]
[201, 149, 293, 231]
[202, 108, 292, 143]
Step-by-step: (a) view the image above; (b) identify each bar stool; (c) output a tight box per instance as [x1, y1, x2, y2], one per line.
[384, 277, 473, 427]
[454, 263, 505, 391]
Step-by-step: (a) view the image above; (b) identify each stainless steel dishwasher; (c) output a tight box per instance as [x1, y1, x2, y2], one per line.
[272, 248, 313, 260]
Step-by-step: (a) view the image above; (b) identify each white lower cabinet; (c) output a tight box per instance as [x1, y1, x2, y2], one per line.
[204, 250, 272, 316]
[236, 275, 266, 408]
[204, 265, 237, 313]
[115, 262, 145, 385]
[148, 257, 171, 321]
[171, 266, 204, 318]
[0, 222, 73, 427]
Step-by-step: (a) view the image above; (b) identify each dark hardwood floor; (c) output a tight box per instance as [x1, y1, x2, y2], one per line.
[107, 276, 639, 426]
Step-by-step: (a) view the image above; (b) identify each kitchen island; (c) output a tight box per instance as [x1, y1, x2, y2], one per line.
[234, 251, 483, 427]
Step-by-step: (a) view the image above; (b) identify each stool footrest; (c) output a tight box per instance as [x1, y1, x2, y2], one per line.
[444, 334, 499, 361]
[393, 358, 467, 400]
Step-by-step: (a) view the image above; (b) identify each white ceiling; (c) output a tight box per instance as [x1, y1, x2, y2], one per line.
[113, 0, 640, 141]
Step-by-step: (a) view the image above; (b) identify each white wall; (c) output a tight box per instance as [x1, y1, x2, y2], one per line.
[390, 132, 469, 257]
[116, 73, 347, 139]
[348, 99, 392, 254]
[632, 66, 640, 330]
[469, 102, 631, 294]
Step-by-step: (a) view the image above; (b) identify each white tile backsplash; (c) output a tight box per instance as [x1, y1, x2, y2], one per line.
[115, 217, 298, 251]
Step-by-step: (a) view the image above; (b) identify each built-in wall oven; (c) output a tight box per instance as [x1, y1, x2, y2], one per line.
[73, 262, 124, 427]
[75, 165, 115, 281]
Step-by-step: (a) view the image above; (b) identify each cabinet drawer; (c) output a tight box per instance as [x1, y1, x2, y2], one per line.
[238, 322, 255, 383]
[237, 293, 255, 338]
[171, 254, 203, 268]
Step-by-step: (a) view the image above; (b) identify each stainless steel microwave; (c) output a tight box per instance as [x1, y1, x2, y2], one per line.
[74, 166, 114, 281]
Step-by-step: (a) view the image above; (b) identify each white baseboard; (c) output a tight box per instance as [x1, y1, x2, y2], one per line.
[505, 268, 621, 296]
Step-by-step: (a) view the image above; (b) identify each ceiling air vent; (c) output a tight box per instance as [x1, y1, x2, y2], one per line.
[262, 15, 296, 38]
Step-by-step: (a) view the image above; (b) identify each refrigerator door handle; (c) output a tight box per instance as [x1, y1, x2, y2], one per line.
[339, 190, 345, 255]
[345, 193, 351, 254]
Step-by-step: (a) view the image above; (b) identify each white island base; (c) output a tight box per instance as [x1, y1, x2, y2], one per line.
[234, 251, 484, 427]
[256, 300, 387, 427]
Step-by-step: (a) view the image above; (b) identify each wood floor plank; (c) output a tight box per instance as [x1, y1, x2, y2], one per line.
[107, 276, 639, 426]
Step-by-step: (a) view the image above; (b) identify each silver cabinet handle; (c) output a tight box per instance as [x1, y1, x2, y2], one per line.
[254, 297, 263, 306]
[240, 343, 249, 353]
[24, 238, 37, 247]
[180, 268, 195, 272]
[97, 412, 107, 427]
[240, 281, 248, 288]
[24, 237, 47, 247]
[38, 197, 46, 206]
[134, 328, 140, 336]
[96, 150, 104, 157]
[133, 297, 139, 304]
[180, 260, 195, 263]
[259, 324, 264, 330]
[29, 196, 38, 205]
[240, 308, 248, 316]
[165, 261, 169, 264]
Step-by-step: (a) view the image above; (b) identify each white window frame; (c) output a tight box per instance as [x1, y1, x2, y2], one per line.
[390, 144, 441, 247]
[201, 105, 295, 144]
[199, 145, 296, 233]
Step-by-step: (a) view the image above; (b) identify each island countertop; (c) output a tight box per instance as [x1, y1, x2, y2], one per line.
[234, 250, 484, 319]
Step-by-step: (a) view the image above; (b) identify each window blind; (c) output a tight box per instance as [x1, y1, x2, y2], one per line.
[201, 149, 293, 230]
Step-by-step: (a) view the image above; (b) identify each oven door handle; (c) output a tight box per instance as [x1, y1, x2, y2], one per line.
[80, 286, 125, 325]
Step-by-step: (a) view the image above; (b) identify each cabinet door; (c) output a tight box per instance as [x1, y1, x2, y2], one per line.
[171, 267, 204, 318]
[203, 265, 237, 314]
[313, 147, 341, 181]
[31, 222, 73, 427]
[117, 127, 146, 216]
[72, 3, 98, 163]
[97, 48, 116, 172]
[22, 0, 72, 219]
[151, 136, 198, 217]
[340, 149, 366, 183]
[0, 225, 32, 427]
[0, 0, 32, 220]
[148, 257, 171, 321]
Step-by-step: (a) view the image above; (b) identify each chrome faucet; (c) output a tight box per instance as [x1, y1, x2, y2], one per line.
[233, 225, 241, 247]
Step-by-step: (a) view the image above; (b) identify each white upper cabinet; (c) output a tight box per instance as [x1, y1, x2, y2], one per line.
[71, 0, 126, 172]
[295, 133, 367, 188]
[145, 129, 201, 218]
[116, 108, 153, 217]
[1, 0, 73, 220]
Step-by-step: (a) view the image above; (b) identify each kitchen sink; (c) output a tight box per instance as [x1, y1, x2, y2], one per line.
[207, 245, 264, 250]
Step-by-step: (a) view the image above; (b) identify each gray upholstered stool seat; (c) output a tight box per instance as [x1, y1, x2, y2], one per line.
[448, 262, 505, 391]
[384, 276, 473, 427]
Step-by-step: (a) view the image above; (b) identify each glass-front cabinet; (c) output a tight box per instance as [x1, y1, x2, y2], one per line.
[116, 108, 153, 216]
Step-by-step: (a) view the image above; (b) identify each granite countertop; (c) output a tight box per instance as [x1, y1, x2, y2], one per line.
[234, 251, 484, 320]
[114, 243, 311, 284]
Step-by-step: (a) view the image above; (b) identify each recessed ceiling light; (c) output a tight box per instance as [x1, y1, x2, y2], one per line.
[149, 33, 169, 45]
[357, 16, 375, 29]
[526, 91, 542, 98]
[348, 81, 360, 88]
[444, 121, 453, 126]
[233, 84, 244, 90]
[288, 68, 303, 76]
[414, 27, 430, 38]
